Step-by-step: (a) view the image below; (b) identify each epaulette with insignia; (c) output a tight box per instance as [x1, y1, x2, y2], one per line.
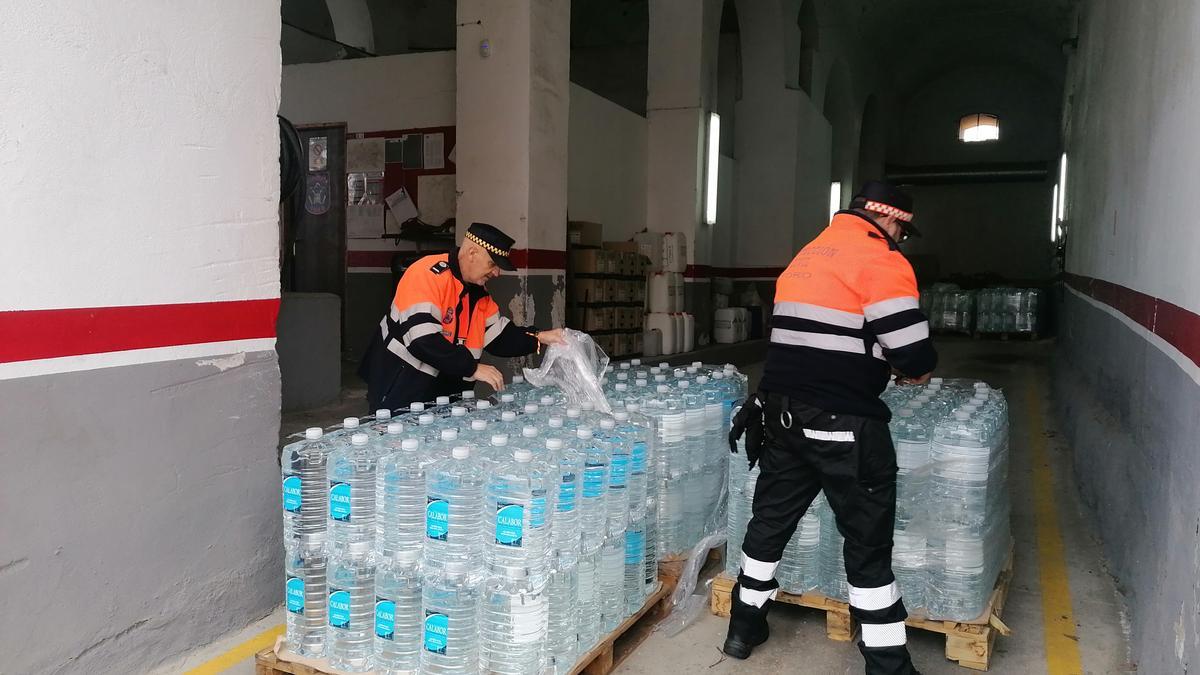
[430, 261, 450, 274]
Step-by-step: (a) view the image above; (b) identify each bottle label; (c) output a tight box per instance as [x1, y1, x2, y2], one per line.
[531, 492, 547, 528]
[631, 442, 647, 473]
[329, 481, 351, 521]
[426, 497, 449, 541]
[495, 502, 524, 546]
[625, 530, 645, 565]
[610, 454, 629, 488]
[285, 576, 304, 614]
[583, 463, 606, 498]
[375, 598, 396, 640]
[424, 611, 449, 654]
[328, 589, 351, 629]
[282, 475, 302, 513]
[557, 473, 577, 512]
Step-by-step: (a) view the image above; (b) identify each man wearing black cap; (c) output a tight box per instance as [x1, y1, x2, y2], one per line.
[359, 222, 564, 411]
[725, 181, 936, 674]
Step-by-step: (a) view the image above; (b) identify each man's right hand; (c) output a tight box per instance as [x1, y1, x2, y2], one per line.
[896, 372, 933, 386]
[472, 364, 505, 392]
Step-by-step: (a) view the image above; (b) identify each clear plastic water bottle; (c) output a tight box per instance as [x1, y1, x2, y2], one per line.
[577, 427, 608, 555]
[374, 548, 422, 673]
[600, 418, 629, 535]
[461, 418, 489, 454]
[575, 551, 602, 651]
[328, 433, 378, 551]
[563, 407, 582, 433]
[599, 530, 625, 631]
[479, 570, 547, 674]
[496, 410, 522, 440]
[545, 437, 582, 566]
[377, 435, 425, 559]
[624, 512, 646, 614]
[282, 427, 333, 544]
[416, 413, 439, 444]
[284, 537, 328, 657]
[677, 380, 706, 546]
[327, 538, 377, 671]
[423, 446, 484, 574]
[545, 552, 579, 674]
[370, 408, 394, 434]
[420, 560, 480, 674]
[521, 402, 540, 419]
[485, 448, 552, 582]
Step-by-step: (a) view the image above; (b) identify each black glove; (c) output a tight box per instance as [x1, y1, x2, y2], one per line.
[729, 393, 766, 469]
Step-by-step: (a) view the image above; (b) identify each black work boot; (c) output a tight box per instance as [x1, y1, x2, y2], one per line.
[722, 584, 771, 659]
[857, 642, 921, 675]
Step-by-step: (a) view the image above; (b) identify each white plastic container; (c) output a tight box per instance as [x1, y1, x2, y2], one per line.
[713, 293, 730, 310]
[662, 232, 688, 273]
[647, 273, 672, 314]
[634, 231, 665, 273]
[736, 308, 751, 341]
[682, 313, 695, 352]
[643, 328, 663, 358]
[669, 273, 685, 312]
[646, 313, 676, 355]
[670, 314, 684, 354]
[714, 308, 739, 344]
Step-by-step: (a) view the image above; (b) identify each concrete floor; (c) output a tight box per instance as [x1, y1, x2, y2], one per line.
[179, 337, 1132, 674]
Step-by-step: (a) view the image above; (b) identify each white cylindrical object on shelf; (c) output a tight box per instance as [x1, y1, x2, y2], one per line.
[647, 273, 672, 313]
[646, 313, 675, 355]
[682, 313, 695, 352]
[643, 327, 663, 357]
[737, 308, 751, 342]
[670, 273, 685, 312]
[662, 232, 687, 273]
[714, 308, 739, 344]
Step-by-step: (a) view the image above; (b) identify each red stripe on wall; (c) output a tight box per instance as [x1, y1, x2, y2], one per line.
[1065, 273, 1200, 369]
[0, 299, 280, 364]
[509, 249, 567, 270]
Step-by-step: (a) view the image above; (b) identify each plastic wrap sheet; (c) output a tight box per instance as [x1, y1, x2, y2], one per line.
[523, 328, 612, 414]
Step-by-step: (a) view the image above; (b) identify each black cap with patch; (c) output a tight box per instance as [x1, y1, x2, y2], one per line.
[853, 181, 920, 237]
[464, 222, 517, 271]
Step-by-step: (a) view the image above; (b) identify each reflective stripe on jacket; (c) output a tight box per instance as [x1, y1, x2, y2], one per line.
[760, 211, 937, 420]
[358, 251, 538, 411]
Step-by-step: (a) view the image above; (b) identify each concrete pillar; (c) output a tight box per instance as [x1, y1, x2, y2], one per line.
[647, 0, 723, 342]
[456, 0, 569, 342]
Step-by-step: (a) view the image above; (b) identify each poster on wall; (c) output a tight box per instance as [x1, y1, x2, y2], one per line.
[385, 186, 418, 223]
[307, 137, 328, 171]
[347, 204, 385, 238]
[347, 137, 385, 173]
[305, 172, 330, 215]
[417, 174, 455, 226]
[423, 133, 445, 170]
[347, 171, 384, 205]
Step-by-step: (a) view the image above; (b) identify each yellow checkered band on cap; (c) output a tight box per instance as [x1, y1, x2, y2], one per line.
[863, 200, 913, 223]
[465, 231, 509, 257]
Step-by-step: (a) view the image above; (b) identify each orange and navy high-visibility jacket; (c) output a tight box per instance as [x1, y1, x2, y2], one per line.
[760, 211, 937, 420]
[358, 251, 539, 411]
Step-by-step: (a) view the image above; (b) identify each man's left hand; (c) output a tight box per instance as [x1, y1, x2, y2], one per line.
[536, 329, 567, 346]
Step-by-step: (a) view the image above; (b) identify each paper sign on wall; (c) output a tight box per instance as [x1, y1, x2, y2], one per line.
[423, 133, 445, 170]
[417, 174, 456, 227]
[347, 204, 385, 239]
[385, 186, 419, 223]
[347, 138, 385, 173]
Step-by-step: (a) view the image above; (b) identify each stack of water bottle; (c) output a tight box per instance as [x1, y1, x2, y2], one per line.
[921, 286, 977, 334]
[725, 378, 1011, 622]
[975, 288, 1042, 335]
[280, 361, 744, 673]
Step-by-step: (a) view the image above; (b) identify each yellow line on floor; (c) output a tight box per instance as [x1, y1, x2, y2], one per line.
[1026, 374, 1083, 675]
[183, 623, 284, 675]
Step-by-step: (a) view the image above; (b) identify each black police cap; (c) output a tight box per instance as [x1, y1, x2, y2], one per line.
[464, 222, 517, 271]
[853, 181, 920, 237]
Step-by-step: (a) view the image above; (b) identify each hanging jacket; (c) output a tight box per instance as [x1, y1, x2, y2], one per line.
[759, 211, 937, 420]
[358, 251, 539, 411]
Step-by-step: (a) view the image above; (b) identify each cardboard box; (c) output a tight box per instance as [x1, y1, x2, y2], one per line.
[613, 281, 632, 304]
[594, 333, 615, 356]
[570, 248, 603, 275]
[603, 240, 639, 254]
[603, 279, 618, 303]
[568, 221, 603, 248]
[570, 306, 611, 332]
[633, 332, 643, 354]
[634, 231, 664, 273]
[572, 278, 608, 303]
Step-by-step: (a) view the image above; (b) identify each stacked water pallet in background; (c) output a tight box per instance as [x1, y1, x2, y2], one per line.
[566, 221, 648, 359]
[922, 285, 977, 334]
[719, 378, 1014, 670]
[975, 288, 1043, 337]
[274, 362, 743, 674]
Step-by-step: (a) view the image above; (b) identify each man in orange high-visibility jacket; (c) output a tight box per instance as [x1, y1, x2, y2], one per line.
[358, 222, 564, 411]
[726, 181, 936, 675]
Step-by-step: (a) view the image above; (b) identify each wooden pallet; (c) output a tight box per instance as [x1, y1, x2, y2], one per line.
[710, 550, 1014, 671]
[657, 542, 725, 584]
[255, 580, 676, 675]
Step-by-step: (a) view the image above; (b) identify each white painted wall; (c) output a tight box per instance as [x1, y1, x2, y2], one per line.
[0, 1, 281, 312]
[1064, 0, 1200, 313]
[568, 84, 648, 241]
[280, 51, 456, 132]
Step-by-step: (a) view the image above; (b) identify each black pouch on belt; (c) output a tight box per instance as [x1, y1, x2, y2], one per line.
[729, 392, 766, 469]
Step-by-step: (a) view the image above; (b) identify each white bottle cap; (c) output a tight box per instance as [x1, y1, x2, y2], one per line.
[419, 414, 435, 425]
[626, 403, 640, 412]
[650, 367, 661, 374]
[631, 358, 642, 366]
[305, 427, 323, 440]
[514, 449, 532, 462]
[657, 385, 670, 393]
[577, 427, 594, 439]
[451, 406, 467, 417]
[896, 408, 914, 417]
[351, 433, 369, 446]
[614, 411, 629, 422]
[678, 380, 690, 388]
[513, 374, 525, 384]
[658, 362, 669, 368]
[931, 377, 944, 384]
[974, 382, 990, 390]
[620, 362, 631, 369]
[636, 379, 648, 387]
[441, 429, 459, 441]
[954, 410, 971, 421]
[546, 438, 564, 451]
[524, 403, 539, 414]
[501, 393, 516, 403]
[697, 376, 709, 384]
[541, 396, 555, 406]
[452, 446, 470, 459]
[566, 408, 581, 418]
[477, 400, 492, 410]
[491, 434, 508, 446]
[724, 363, 736, 371]
[386, 422, 404, 435]
[617, 373, 628, 381]
[471, 419, 488, 431]
[437, 396, 451, 405]
[713, 372, 725, 380]
[548, 417, 563, 428]
[600, 418, 615, 430]
[410, 402, 425, 412]
[462, 390, 476, 400]
[616, 383, 628, 391]
[522, 426, 538, 438]
[401, 438, 420, 451]
[687, 366, 698, 374]
[655, 375, 667, 382]
[344, 417, 360, 429]
[376, 409, 391, 420]
[502, 411, 517, 422]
